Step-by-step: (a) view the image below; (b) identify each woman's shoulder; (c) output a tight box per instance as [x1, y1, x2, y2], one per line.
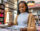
[17, 13, 33, 18]
[17, 13, 33, 16]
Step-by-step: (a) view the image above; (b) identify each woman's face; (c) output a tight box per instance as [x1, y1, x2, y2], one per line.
[19, 3, 26, 13]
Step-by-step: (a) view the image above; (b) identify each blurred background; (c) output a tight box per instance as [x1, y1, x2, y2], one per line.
[0, 0, 40, 31]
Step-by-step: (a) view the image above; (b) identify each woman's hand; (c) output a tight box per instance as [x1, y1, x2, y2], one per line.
[20, 28, 27, 31]
[27, 27, 36, 31]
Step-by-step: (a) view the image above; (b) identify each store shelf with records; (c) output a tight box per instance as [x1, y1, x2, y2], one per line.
[33, 13, 40, 26]
[0, 4, 5, 24]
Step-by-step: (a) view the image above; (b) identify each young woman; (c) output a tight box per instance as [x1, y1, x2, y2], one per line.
[9, 1, 36, 31]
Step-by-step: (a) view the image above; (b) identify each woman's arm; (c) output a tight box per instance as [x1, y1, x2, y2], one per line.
[27, 13, 33, 27]
[27, 13, 36, 31]
[27, 13, 36, 27]
[31, 15, 36, 27]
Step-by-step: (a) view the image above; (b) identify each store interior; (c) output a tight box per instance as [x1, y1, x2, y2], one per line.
[0, 0, 40, 31]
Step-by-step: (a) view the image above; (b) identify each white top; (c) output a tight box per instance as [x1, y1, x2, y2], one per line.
[12, 12, 29, 29]
[17, 12, 29, 27]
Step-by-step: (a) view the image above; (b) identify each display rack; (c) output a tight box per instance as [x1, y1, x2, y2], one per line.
[0, 4, 5, 24]
[31, 10, 40, 26]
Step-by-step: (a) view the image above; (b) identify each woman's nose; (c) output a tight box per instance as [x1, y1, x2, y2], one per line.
[21, 8, 23, 10]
